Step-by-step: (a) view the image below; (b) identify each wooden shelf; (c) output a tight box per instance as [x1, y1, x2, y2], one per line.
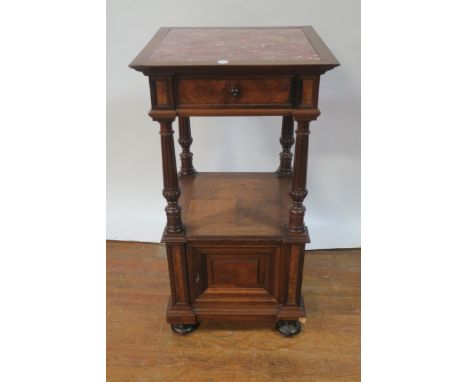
[179, 172, 290, 241]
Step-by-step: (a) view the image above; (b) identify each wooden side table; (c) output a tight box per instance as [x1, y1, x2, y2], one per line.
[129, 26, 339, 336]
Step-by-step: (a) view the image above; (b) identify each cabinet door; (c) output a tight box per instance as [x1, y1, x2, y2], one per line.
[186, 244, 281, 303]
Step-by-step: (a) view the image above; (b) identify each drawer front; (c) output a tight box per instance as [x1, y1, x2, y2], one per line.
[176, 76, 293, 108]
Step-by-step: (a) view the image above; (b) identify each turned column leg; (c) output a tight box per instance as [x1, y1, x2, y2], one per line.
[276, 116, 295, 176]
[288, 118, 311, 233]
[157, 117, 184, 234]
[178, 116, 196, 176]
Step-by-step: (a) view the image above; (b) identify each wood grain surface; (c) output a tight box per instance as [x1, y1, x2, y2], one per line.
[107, 241, 360, 382]
[179, 173, 291, 240]
[176, 76, 293, 108]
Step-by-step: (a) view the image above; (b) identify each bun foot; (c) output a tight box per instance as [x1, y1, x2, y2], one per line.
[276, 320, 301, 337]
[171, 323, 199, 336]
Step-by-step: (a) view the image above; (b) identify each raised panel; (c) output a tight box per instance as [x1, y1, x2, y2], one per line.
[187, 244, 281, 304]
[208, 255, 263, 287]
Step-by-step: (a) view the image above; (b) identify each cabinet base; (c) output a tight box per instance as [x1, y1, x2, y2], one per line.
[164, 236, 308, 335]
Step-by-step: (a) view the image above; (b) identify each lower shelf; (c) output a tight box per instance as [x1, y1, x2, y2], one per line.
[178, 172, 291, 241]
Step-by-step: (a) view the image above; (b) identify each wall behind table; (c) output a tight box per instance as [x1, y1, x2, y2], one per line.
[107, 0, 361, 249]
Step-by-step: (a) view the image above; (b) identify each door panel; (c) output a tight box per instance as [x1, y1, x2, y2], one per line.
[187, 244, 281, 303]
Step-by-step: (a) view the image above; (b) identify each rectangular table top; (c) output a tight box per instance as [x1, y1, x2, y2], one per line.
[130, 26, 338, 72]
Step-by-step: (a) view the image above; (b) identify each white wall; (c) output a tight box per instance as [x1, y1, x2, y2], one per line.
[107, 0, 360, 249]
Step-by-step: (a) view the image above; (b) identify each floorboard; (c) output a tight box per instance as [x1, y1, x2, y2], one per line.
[107, 241, 360, 382]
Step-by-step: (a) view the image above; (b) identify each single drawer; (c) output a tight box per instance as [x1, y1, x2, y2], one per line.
[176, 76, 294, 108]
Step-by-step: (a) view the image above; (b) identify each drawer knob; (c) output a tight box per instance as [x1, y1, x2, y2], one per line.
[230, 87, 241, 97]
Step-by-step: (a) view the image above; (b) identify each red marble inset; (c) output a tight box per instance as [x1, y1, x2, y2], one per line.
[149, 28, 320, 64]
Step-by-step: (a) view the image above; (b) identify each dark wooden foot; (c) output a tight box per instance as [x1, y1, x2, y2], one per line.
[171, 323, 199, 336]
[276, 320, 301, 337]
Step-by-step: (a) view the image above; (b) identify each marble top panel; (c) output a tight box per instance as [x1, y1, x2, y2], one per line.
[149, 28, 320, 64]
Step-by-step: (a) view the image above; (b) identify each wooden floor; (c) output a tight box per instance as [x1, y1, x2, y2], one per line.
[107, 241, 360, 382]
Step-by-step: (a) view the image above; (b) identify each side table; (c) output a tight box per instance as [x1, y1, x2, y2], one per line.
[129, 26, 339, 336]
